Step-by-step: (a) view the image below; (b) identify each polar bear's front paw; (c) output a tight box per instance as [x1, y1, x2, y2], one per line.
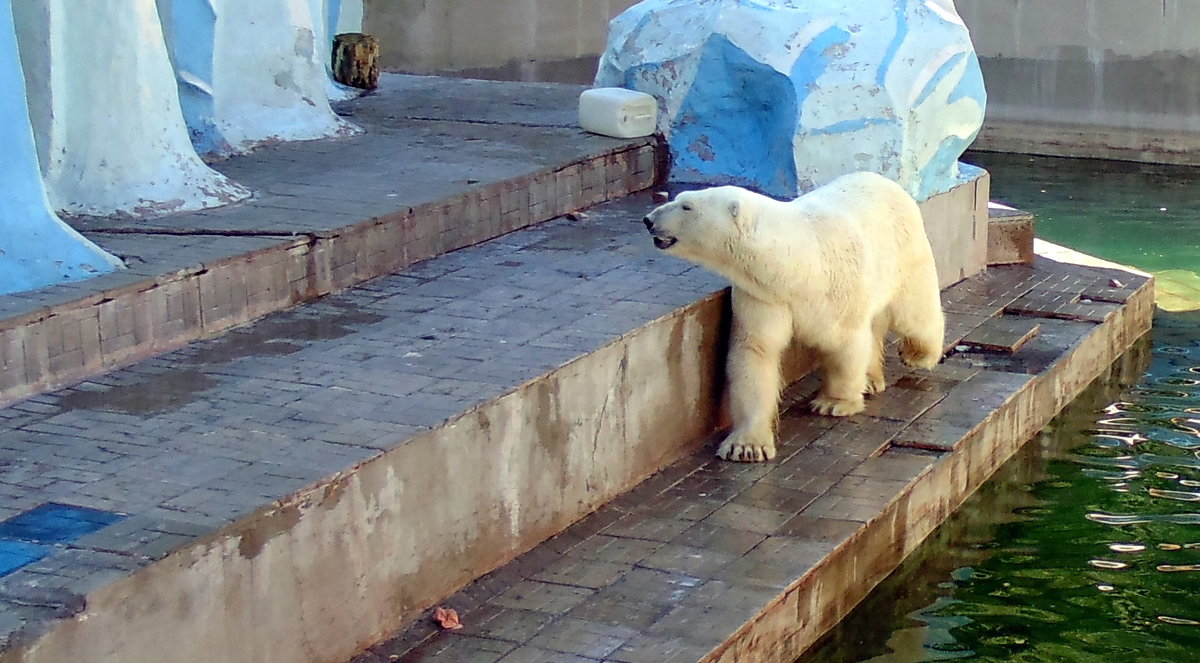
[810, 394, 865, 417]
[716, 429, 777, 463]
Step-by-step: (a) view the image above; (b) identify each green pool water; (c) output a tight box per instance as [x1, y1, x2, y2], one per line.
[971, 153, 1200, 311]
[797, 154, 1200, 662]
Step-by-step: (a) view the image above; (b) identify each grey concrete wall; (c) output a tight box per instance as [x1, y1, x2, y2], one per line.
[363, 0, 639, 81]
[958, 0, 1200, 163]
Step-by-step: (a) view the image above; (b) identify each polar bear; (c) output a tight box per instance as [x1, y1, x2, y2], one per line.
[643, 172, 944, 462]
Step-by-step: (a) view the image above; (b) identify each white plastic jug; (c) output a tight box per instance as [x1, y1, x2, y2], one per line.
[578, 88, 657, 138]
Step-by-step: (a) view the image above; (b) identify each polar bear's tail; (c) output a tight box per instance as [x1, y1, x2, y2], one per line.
[891, 274, 945, 369]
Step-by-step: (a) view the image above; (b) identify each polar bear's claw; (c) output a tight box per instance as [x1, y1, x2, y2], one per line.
[865, 373, 887, 396]
[810, 394, 865, 417]
[716, 430, 777, 463]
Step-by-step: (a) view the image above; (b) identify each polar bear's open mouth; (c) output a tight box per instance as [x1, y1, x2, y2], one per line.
[653, 235, 677, 250]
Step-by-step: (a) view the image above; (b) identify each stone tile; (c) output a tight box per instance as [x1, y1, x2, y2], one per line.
[385, 633, 515, 662]
[669, 521, 767, 558]
[529, 558, 631, 590]
[490, 581, 594, 615]
[960, 315, 1041, 353]
[716, 536, 829, 589]
[730, 481, 818, 514]
[497, 645, 598, 663]
[607, 634, 716, 663]
[862, 374, 954, 423]
[772, 514, 862, 543]
[526, 617, 638, 658]
[459, 605, 550, 644]
[564, 591, 669, 632]
[601, 514, 694, 543]
[636, 543, 738, 579]
[569, 535, 664, 565]
[594, 567, 705, 609]
[702, 502, 797, 535]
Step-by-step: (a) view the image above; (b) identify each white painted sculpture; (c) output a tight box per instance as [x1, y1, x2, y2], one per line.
[12, 0, 249, 217]
[596, 0, 987, 201]
[0, 0, 122, 294]
[163, 0, 358, 156]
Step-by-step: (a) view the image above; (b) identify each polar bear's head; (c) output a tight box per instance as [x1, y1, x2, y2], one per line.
[642, 186, 754, 262]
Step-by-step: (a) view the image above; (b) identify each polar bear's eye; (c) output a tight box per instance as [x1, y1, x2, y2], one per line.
[681, 203, 693, 211]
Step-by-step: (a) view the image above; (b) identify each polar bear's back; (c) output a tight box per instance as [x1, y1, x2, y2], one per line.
[793, 172, 925, 244]
[746, 172, 936, 327]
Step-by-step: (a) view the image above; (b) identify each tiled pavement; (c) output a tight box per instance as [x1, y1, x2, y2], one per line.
[0, 193, 726, 653]
[344, 254, 1152, 662]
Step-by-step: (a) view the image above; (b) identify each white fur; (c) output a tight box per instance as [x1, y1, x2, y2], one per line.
[643, 172, 944, 462]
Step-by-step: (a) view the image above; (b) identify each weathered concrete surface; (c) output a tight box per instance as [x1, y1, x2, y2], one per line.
[919, 166, 989, 287]
[987, 203, 1035, 266]
[354, 247, 1153, 663]
[959, 0, 1200, 164]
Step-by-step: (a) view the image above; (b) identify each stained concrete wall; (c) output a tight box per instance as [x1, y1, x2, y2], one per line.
[362, 0, 639, 81]
[957, 0, 1200, 163]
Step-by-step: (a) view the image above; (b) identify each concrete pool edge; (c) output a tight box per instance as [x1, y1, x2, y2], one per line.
[703, 249, 1155, 663]
[348, 250, 1154, 662]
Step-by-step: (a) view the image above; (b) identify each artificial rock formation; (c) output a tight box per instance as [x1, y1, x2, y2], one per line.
[163, 0, 359, 156]
[0, 0, 122, 294]
[596, 0, 986, 201]
[12, 0, 249, 217]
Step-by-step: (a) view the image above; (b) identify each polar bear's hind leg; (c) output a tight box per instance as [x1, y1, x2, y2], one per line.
[810, 328, 872, 416]
[890, 281, 944, 369]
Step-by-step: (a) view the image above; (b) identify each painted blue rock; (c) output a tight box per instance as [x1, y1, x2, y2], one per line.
[0, 0, 122, 294]
[596, 0, 986, 201]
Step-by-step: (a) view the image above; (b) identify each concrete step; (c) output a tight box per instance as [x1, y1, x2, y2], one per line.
[987, 202, 1036, 265]
[347, 252, 1154, 663]
[0, 74, 660, 408]
[0, 191, 735, 662]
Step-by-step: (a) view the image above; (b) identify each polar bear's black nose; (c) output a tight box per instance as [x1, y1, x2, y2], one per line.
[642, 216, 654, 230]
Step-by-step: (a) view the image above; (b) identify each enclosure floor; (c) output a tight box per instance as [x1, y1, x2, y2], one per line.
[349, 254, 1153, 663]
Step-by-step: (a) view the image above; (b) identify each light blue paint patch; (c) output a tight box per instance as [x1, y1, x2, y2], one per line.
[0, 540, 50, 577]
[948, 51, 987, 107]
[957, 161, 986, 183]
[670, 33, 798, 197]
[168, 0, 227, 155]
[912, 52, 966, 108]
[325, 0, 343, 41]
[875, 0, 909, 88]
[917, 138, 974, 201]
[0, 0, 122, 295]
[0, 502, 126, 545]
[791, 25, 851, 110]
[810, 116, 891, 136]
